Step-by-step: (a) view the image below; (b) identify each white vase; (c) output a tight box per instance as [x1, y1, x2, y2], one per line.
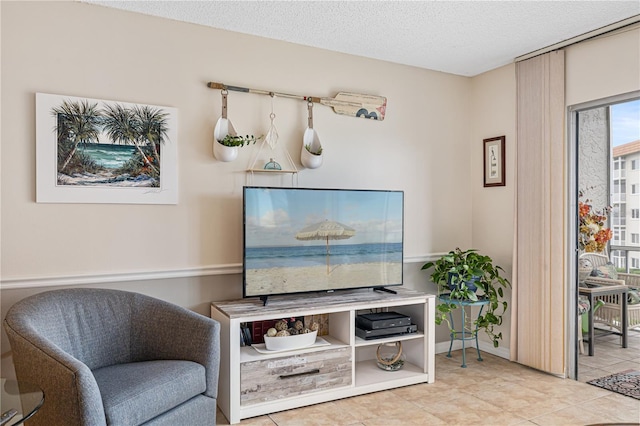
[213, 116, 238, 162]
[301, 147, 323, 169]
[301, 127, 323, 169]
[214, 141, 238, 162]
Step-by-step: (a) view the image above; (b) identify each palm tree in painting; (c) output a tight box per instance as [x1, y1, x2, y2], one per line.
[52, 99, 102, 172]
[133, 105, 169, 168]
[102, 103, 158, 175]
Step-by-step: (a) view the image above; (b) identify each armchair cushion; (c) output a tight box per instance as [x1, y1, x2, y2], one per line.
[628, 289, 640, 305]
[578, 296, 591, 315]
[591, 262, 618, 280]
[93, 360, 206, 426]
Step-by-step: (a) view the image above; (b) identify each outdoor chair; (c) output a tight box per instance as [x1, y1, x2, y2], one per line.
[580, 252, 640, 333]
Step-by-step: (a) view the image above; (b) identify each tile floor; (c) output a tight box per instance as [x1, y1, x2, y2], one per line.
[216, 332, 640, 425]
[578, 327, 640, 384]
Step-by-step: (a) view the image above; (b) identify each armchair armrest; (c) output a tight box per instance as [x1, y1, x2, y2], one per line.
[3, 320, 107, 426]
[132, 296, 221, 398]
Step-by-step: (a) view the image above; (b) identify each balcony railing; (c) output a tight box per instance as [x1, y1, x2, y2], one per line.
[612, 193, 627, 203]
[609, 245, 640, 274]
[612, 217, 627, 226]
[613, 169, 626, 179]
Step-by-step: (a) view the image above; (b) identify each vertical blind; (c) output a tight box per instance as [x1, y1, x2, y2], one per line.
[512, 51, 566, 375]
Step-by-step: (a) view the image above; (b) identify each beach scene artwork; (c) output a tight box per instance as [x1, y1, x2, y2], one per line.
[36, 93, 178, 204]
[244, 187, 404, 297]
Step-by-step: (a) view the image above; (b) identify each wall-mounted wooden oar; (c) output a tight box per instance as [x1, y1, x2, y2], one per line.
[207, 82, 386, 121]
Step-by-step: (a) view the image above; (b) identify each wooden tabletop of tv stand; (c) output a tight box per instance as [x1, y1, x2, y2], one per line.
[211, 287, 434, 319]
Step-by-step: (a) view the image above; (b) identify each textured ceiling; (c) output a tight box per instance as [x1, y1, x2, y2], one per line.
[84, 1, 640, 76]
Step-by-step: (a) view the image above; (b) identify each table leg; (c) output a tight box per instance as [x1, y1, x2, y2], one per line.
[460, 306, 467, 368]
[588, 293, 594, 356]
[622, 294, 628, 348]
[475, 305, 485, 362]
[446, 311, 454, 358]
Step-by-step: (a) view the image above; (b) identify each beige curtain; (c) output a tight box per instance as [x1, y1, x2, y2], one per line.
[511, 51, 566, 375]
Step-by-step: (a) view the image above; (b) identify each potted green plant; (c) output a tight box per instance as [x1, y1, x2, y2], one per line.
[214, 134, 262, 162]
[218, 134, 261, 147]
[421, 248, 511, 347]
[304, 144, 323, 156]
[301, 142, 323, 169]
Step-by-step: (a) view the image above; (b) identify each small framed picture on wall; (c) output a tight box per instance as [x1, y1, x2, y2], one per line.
[483, 136, 505, 187]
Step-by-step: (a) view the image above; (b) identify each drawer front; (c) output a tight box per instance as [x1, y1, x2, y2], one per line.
[240, 347, 352, 406]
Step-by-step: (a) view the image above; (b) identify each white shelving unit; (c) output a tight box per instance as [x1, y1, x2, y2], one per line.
[211, 288, 435, 424]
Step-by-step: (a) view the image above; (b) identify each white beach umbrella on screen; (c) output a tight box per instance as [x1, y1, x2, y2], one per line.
[295, 220, 356, 274]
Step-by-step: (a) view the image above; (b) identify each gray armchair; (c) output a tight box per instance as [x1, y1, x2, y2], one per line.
[3, 288, 220, 426]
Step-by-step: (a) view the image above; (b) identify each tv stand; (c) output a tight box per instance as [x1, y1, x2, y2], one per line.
[259, 295, 269, 306]
[211, 288, 435, 424]
[374, 286, 398, 294]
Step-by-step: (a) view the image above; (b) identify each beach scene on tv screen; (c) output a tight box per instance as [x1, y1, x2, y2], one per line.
[244, 188, 403, 296]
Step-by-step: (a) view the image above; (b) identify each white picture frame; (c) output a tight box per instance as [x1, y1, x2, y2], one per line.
[36, 93, 178, 204]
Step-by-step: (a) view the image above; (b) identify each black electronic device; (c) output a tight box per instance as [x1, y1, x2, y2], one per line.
[355, 324, 418, 340]
[356, 312, 411, 330]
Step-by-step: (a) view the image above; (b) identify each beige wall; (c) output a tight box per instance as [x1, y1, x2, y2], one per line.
[465, 26, 640, 353]
[1, 1, 471, 282]
[2, 1, 639, 376]
[565, 25, 640, 106]
[464, 26, 640, 352]
[1, 0, 472, 373]
[470, 63, 516, 349]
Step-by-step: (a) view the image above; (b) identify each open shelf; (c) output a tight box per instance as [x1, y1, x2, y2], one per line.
[239, 336, 349, 363]
[354, 331, 425, 347]
[246, 168, 298, 174]
[211, 288, 435, 424]
[354, 359, 426, 387]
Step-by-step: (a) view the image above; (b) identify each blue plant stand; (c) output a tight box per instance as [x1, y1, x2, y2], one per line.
[438, 294, 490, 368]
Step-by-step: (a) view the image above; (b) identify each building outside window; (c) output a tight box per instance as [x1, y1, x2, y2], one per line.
[611, 136, 639, 273]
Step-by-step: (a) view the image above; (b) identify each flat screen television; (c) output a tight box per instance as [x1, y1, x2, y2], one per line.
[243, 186, 404, 302]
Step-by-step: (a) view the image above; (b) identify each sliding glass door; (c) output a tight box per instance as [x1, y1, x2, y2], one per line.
[571, 94, 639, 380]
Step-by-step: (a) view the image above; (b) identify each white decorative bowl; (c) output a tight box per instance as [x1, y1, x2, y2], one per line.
[263, 330, 318, 351]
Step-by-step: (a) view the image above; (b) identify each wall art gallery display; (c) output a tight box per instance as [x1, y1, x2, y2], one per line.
[36, 93, 178, 204]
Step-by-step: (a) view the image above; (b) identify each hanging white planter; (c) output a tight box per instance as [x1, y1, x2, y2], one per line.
[301, 141, 323, 169]
[213, 89, 238, 162]
[300, 101, 323, 169]
[213, 139, 238, 162]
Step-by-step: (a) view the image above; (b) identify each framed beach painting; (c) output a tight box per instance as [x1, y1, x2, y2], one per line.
[36, 93, 178, 204]
[483, 135, 505, 187]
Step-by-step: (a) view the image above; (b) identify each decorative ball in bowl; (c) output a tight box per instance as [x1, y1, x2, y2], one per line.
[264, 330, 318, 351]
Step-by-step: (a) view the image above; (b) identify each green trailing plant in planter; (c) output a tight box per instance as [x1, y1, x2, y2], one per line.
[421, 248, 511, 347]
[217, 134, 262, 148]
[304, 144, 323, 156]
